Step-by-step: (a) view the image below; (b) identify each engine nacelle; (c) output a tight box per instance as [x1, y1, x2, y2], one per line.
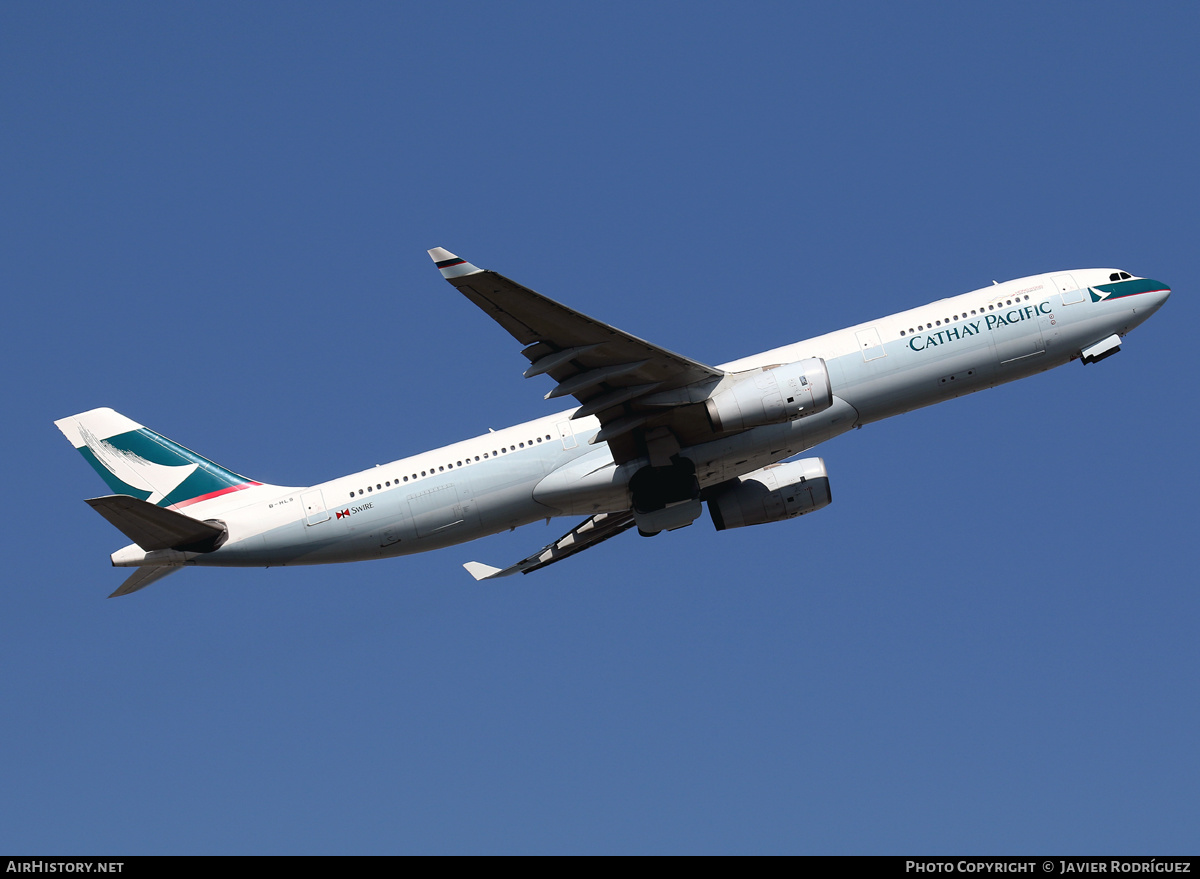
[704, 358, 833, 433]
[707, 458, 831, 531]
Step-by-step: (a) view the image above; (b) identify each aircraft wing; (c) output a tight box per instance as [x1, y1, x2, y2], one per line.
[430, 248, 725, 464]
[462, 511, 636, 580]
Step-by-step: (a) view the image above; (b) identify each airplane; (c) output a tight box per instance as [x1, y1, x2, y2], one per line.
[55, 249, 1171, 596]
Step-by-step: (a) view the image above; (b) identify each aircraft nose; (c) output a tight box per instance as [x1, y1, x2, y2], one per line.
[1145, 279, 1171, 312]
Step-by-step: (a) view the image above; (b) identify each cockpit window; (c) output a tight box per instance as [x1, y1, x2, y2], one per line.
[1110, 271, 1134, 282]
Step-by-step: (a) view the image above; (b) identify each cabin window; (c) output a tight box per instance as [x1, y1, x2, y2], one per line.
[900, 330, 906, 336]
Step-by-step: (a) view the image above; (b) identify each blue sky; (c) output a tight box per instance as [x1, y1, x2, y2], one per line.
[3, 1, 1197, 854]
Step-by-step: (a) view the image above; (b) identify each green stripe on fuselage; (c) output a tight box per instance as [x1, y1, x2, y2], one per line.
[1090, 278, 1167, 302]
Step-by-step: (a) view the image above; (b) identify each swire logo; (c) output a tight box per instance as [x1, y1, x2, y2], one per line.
[335, 509, 350, 519]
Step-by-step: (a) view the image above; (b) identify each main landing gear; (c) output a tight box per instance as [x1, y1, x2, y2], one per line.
[629, 457, 702, 536]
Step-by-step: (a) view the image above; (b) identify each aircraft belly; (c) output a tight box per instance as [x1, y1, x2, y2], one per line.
[845, 348, 997, 423]
[471, 480, 553, 535]
[533, 446, 631, 516]
[190, 519, 312, 566]
[407, 482, 469, 537]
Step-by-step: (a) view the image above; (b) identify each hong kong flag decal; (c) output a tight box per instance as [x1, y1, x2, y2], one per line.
[336, 509, 350, 519]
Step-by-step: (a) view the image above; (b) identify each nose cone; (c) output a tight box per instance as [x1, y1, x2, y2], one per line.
[1143, 279, 1171, 315]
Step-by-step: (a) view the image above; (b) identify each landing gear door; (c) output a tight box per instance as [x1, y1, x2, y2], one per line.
[301, 489, 330, 525]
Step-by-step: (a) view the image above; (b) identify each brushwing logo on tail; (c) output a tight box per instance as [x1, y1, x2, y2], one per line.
[71, 420, 259, 509]
[79, 425, 198, 505]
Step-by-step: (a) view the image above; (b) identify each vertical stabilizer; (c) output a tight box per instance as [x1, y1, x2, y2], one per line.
[54, 408, 270, 510]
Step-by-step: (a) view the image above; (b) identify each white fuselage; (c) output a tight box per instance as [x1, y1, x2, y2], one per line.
[115, 268, 1169, 570]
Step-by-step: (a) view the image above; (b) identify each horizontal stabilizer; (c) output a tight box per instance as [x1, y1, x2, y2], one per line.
[85, 495, 226, 553]
[110, 565, 181, 598]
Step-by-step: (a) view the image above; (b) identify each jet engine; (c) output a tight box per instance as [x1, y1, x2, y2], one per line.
[707, 457, 831, 531]
[704, 358, 833, 433]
